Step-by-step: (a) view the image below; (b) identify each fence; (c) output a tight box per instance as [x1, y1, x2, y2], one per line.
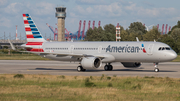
[0, 32, 54, 43]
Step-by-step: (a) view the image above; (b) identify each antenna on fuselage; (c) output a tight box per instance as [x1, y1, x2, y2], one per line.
[154, 39, 156, 42]
[136, 37, 139, 42]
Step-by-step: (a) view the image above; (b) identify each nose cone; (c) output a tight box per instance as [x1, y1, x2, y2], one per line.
[168, 51, 177, 60]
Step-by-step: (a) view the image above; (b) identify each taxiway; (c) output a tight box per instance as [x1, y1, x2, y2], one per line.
[0, 60, 179, 78]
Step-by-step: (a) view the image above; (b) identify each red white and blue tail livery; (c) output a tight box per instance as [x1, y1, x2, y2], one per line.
[22, 14, 46, 52]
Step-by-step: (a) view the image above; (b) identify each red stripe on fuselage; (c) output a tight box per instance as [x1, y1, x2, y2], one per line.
[26, 48, 44, 52]
[26, 35, 34, 38]
[26, 42, 43, 45]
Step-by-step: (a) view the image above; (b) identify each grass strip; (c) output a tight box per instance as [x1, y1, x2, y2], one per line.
[0, 74, 180, 101]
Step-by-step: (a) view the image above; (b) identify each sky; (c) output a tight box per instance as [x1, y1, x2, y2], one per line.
[0, 0, 180, 39]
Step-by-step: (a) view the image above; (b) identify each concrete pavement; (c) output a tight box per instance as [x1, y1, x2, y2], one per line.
[0, 60, 179, 78]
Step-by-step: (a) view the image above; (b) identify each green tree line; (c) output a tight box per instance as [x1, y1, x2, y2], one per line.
[85, 21, 180, 54]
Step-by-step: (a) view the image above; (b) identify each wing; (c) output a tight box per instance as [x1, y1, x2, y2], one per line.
[19, 51, 114, 62]
[39, 52, 105, 59]
[19, 51, 105, 58]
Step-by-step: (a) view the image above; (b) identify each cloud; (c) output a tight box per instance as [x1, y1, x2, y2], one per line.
[137, 7, 177, 18]
[0, 0, 8, 6]
[61, 0, 70, 2]
[3, 2, 24, 14]
[71, 2, 123, 18]
[66, 17, 79, 30]
[68, 0, 179, 30]
[125, 3, 136, 10]
[0, 0, 179, 35]
[142, 1, 155, 7]
[76, 0, 108, 5]
[0, 17, 11, 28]
[27, 2, 55, 16]
[124, 2, 177, 18]
[169, 16, 180, 22]
[0, 1, 57, 36]
[1, 1, 55, 16]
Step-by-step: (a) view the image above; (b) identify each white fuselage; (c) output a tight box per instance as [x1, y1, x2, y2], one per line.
[40, 41, 177, 63]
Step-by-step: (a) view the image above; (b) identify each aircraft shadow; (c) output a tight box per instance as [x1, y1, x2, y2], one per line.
[34, 68, 177, 72]
[111, 69, 177, 72]
[35, 68, 101, 72]
[35, 68, 77, 71]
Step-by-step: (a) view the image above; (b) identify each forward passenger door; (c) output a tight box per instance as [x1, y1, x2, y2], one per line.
[69, 45, 74, 53]
[147, 44, 154, 55]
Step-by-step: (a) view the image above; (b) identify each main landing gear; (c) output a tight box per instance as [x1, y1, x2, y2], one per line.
[77, 63, 114, 72]
[77, 66, 86, 72]
[154, 63, 159, 72]
[104, 63, 113, 71]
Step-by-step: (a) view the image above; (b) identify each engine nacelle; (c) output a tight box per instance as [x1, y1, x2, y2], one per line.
[81, 57, 102, 69]
[121, 62, 141, 68]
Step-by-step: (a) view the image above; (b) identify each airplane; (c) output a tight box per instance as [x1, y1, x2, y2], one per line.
[11, 14, 178, 72]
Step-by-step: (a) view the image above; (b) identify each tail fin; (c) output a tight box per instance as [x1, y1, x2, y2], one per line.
[22, 14, 46, 46]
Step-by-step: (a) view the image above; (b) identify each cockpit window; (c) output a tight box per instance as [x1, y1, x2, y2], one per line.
[158, 47, 171, 51]
[158, 47, 161, 50]
[165, 47, 170, 50]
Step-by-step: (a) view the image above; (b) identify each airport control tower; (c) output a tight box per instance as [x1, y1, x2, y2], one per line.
[55, 6, 66, 41]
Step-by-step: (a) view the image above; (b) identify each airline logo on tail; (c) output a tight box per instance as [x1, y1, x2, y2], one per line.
[23, 14, 46, 46]
[22, 14, 46, 52]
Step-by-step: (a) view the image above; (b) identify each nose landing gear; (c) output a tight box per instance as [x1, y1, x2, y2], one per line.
[154, 63, 159, 72]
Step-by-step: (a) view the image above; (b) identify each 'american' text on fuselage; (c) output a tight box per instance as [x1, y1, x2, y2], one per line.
[106, 45, 140, 53]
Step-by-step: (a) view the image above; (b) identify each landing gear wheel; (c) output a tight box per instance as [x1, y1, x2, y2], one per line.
[109, 65, 113, 71]
[154, 63, 159, 72]
[104, 65, 109, 71]
[154, 68, 159, 72]
[77, 66, 82, 72]
[104, 65, 113, 71]
[77, 66, 85, 72]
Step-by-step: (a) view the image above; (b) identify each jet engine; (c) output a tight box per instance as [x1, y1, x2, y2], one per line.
[121, 62, 141, 68]
[81, 57, 102, 69]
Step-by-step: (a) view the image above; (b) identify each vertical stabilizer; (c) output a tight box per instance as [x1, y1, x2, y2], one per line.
[22, 14, 46, 52]
[22, 14, 46, 45]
